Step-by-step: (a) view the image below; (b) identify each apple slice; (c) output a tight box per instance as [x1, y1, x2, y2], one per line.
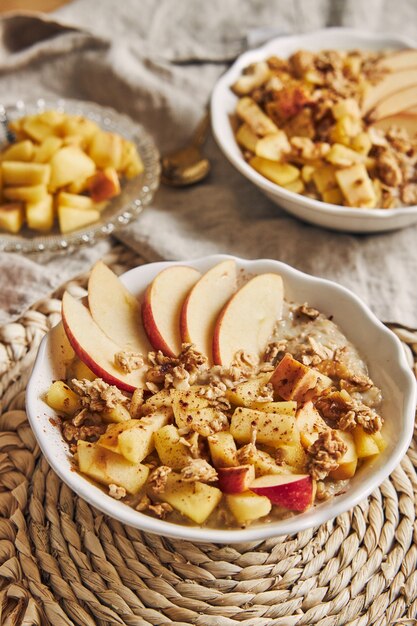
[88, 261, 152, 355]
[61, 291, 146, 392]
[250, 473, 314, 511]
[379, 50, 417, 72]
[217, 464, 255, 494]
[371, 111, 417, 136]
[213, 273, 283, 367]
[142, 265, 201, 357]
[362, 68, 417, 113]
[369, 84, 417, 122]
[180, 260, 237, 363]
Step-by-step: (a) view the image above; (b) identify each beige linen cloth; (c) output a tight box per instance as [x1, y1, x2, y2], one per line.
[1, 0, 417, 327]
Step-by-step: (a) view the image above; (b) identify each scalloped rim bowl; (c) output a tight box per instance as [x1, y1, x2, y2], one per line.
[26, 255, 416, 543]
[211, 28, 417, 233]
[0, 98, 160, 253]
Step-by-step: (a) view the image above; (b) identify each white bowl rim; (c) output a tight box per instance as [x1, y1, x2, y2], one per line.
[26, 253, 417, 543]
[210, 27, 417, 226]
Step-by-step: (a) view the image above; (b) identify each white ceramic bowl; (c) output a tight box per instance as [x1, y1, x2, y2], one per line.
[26, 255, 416, 543]
[211, 28, 417, 233]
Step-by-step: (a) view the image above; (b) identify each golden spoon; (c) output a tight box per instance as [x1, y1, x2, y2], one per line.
[161, 112, 211, 187]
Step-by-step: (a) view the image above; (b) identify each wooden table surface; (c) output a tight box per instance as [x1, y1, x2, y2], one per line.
[0, 0, 71, 14]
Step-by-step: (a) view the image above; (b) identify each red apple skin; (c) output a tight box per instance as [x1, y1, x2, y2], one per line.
[61, 294, 143, 393]
[250, 474, 314, 511]
[88, 168, 120, 202]
[141, 284, 177, 358]
[179, 293, 192, 344]
[217, 465, 255, 494]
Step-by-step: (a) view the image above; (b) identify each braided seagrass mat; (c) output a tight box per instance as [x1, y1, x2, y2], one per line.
[1, 244, 417, 626]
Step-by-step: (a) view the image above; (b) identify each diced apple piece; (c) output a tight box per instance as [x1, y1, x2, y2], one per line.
[329, 431, 357, 480]
[246, 448, 291, 476]
[26, 195, 54, 232]
[142, 265, 201, 357]
[37, 110, 66, 128]
[208, 431, 238, 467]
[1, 140, 34, 162]
[255, 131, 291, 161]
[157, 473, 222, 524]
[33, 136, 63, 163]
[101, 404, 131, 424]
[67, 175, 90, 194]
[226, 374, 272, 407]
[88, 261, 152, 355]
[249, 156, 300, 186]
[4, 184, 48, 203]
[171, 387, 210, 419]
[351, 132, 372, 156]
[176, 406, 226, 437]
[322, 188, 344, 205]
[72, 359, 96, 381]
[217, 464, 255, 494]
[325, 143, 365, 167]
[88, 167, 121, 202]
[58, 191, 93, 210]
[45, 380, 81, 415]
[352, 426, 381, 458]
[284, 178, 305, 194]
[276, 441, 308, 472]
[88, 131, 123, 169]
[226, 491, 271, 524]
[230, 407, 298, 446]
[2, 161, 51, 186]
[248, 400, 297, 415]
[371, 430, 387, 453]
[22, 116, 56, 142]
[213, 273, 284, 367]
[335, 164, 377, 208]
[312, 165, 338, 193]
[142, 389, 172, 415]
[332, 98, 361, 119]
[236, 97, 279, 136]
[98, 411, 170, 462]
[61, 115, 100, 144]
[154, 424, 193, 469]
[0, 203, 24, 233]
[296, 401, 330, 449]
[270, 354, 332, 403]
[49, 146, 96, 189]
[180, 260, 237, 363]
[61, 291, 147, 392]
[250, 473, 314, 511]
[58, 206, 100, 233]
[120, 140, 144, 179]
[77, 440, 149, 495]
[236, 123, 258, 153]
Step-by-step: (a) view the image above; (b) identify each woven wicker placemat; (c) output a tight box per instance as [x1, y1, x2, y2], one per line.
[1, 245, 416, 626]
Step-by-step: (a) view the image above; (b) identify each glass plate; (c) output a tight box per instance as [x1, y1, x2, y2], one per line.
[0, 97, 160, 253]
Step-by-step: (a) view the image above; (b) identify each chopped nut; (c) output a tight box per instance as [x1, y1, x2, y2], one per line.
[108, 484, 126, 500]
[376, 149, 403, 187]
[136, 494, 151, 511]
[147, 343, 208, 388]
[148, 465, 172, 493]
[401, 183, 417, 205]
[296, 303, 320, 320]
[148, 502, 173, 519]
[181, 459, 218, 483]
[71, 378, 129, 412]
[114, 350, 144, 373]
[308, 429, 347, 480]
